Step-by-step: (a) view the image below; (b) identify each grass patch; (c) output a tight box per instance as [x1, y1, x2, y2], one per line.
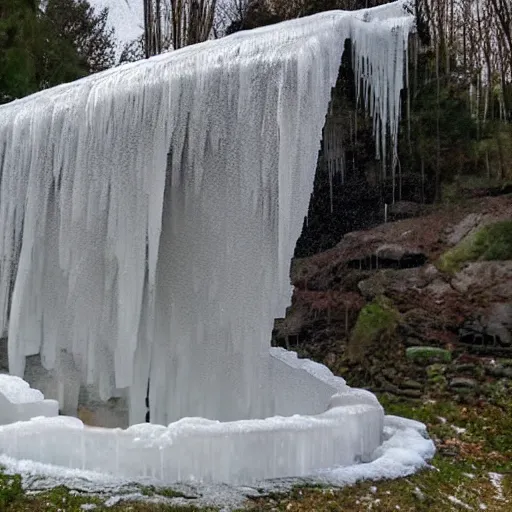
[0, 472, 23, 509]
[438, 220, 512, 272]
[247, 393, 512, 511]
[137, 484, 190, 499]
[406, 346, 452, 364]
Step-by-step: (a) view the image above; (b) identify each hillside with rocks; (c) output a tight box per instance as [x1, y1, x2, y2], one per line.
[273, 194, 512, 404]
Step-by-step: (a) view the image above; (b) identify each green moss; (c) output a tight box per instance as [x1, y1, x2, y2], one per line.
[426, 363, 448, 377]
[137, 484, 189, 499]
[348, 297, 399, 362]
[0, 472, 23, 509]
[406, 346, 452, 364]
[438, 220, 512, 272]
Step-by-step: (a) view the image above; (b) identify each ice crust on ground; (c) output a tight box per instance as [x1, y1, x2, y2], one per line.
[0, 374, 59, 425]
[0, 414, 434, 509]
[0, 1, 414, 429]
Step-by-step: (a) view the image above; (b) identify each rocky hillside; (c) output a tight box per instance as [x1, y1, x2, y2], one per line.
[273, 194, 512, 402]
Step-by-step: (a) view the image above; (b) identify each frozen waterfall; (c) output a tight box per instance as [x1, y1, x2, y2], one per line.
[0, 2, 414, 427]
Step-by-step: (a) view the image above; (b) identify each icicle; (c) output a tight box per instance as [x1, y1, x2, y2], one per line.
[0, 2, 414, 425]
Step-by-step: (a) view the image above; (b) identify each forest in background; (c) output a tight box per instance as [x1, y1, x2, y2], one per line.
[0, 0, 115, 103]
[1, 0, 511, 255]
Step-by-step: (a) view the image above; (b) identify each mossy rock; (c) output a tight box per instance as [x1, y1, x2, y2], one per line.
[429, 374, 448, 389]
[437, 220, 512, 273]
[406, 346, 452, 365]
[347, 297, 399, 362]
[427, 363, 448, 378]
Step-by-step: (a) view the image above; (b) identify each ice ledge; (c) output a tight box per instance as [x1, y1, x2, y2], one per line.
[0, 374, 59, 425]
[0, 398, 383, 484]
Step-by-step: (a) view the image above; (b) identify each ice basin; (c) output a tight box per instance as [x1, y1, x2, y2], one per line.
[0, 349, 384, 484]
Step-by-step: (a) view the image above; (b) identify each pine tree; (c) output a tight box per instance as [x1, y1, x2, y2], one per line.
[0, 0, 115, 104]
[45, 0, 115, 73]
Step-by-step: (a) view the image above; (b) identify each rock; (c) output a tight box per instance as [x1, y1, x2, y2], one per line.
[375, 243, 423, 261]
[450, 377, 478, 390]
[387, 201, 424, 220]
[446, 213, 482, 246]
[453, 363, 483, 377]
[423, 264, 441, 280]
[401, 309, 446, 337]
[401, 379, 423, 390]
[357, 273, 387, 299]
[427, 363, 447, 378]
[406, 346, 452, 364]
[376, 376, 400, 395]
[486, 303, 512, 346]
[347, 298, 399, 363]
[324, 352, 337, 367]
[486, 365, 512, 379]
[405, 337, 424, 347]
[452, 262, 512, 296]
[425, 278, 452, 296]
[382, 368, 398, 380]
[398, 388, 423, 398]
[429, 375, 448, 388]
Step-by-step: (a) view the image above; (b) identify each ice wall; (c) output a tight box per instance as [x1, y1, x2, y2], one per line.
[0, 401, 383, 484]
[0, 2, 414, 425]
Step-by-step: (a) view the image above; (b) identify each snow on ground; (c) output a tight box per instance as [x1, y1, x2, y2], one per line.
[488, 472, 505, 502]
[448, 495, 473, 510]
[0, 414, 435, 510]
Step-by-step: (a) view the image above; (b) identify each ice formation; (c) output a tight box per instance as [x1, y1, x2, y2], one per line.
[0, 416, 434, 493]
[0, 374, 58, 425]
[0, 361, 386, 484]
[0, 1, 414, 433]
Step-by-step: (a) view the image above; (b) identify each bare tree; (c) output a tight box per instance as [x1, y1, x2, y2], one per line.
[143, 0, 162, 57]
[417, 0, 512, 121]
[144, 0, 217, 55]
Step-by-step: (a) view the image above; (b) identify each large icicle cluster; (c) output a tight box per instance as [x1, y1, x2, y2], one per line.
[0, 2, 414, 426]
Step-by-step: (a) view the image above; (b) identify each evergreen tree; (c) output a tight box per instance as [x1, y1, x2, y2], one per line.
[45, 0, 115, 73]
[0, 0, 115, 104]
